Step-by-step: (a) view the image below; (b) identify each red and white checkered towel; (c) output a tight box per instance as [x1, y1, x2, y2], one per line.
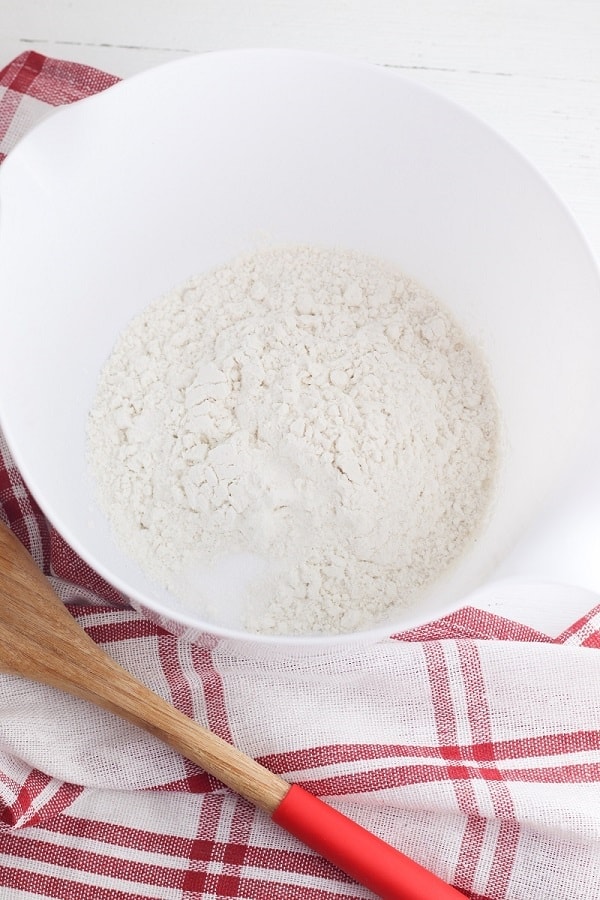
[1, 51, 600, 900]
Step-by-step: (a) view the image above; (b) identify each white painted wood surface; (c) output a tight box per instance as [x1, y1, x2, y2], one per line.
[2, 0, 599, 258]
[1, 0, 599, 632]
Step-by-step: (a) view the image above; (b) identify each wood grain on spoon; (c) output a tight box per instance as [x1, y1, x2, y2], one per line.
[0, 520, 473, 899]
[0, 522, 289, 813]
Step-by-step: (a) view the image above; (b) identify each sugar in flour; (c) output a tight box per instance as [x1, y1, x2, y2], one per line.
[88, 245, 499, 635]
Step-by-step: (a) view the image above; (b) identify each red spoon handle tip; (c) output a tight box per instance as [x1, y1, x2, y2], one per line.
[272, 784, 467, 900]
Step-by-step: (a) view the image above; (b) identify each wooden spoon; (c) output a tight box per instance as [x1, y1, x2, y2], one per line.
[0, 521, 465, 900]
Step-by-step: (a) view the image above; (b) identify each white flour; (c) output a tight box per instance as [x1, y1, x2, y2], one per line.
[88, 245, 499, 635]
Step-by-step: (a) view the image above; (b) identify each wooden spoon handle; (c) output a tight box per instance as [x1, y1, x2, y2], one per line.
[0, 522, 288, 812]
[0, 521, 468, 898]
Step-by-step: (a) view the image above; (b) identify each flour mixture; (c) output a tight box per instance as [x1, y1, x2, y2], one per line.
[88, 245, 499, 635]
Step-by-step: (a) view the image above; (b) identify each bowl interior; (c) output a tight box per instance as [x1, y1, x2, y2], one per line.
[1, 50, 600, 644]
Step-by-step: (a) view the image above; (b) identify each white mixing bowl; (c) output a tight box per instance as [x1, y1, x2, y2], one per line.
[1, 50, 599, 647]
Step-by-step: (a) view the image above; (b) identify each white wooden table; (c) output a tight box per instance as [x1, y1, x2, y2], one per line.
[2, 0, 599, 255]
[1, 0, 600, 634]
